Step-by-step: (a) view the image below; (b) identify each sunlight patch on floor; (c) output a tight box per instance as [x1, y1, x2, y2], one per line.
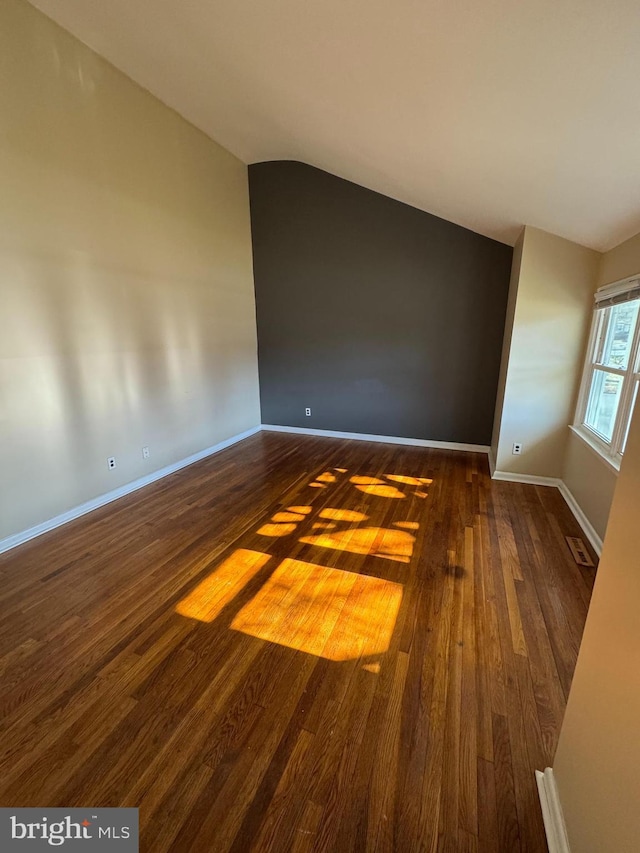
[256, 522, 298, 537]
[385, 474, 433, 486]
[176, 549, 270, 622]
[319, 508, 368, 523]
[230, 558, 403, 660]
[299, 526, 415, 563]
[271, 511, 308, 523]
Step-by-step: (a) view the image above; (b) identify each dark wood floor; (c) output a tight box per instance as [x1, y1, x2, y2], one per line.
[0, 432, 596, 852]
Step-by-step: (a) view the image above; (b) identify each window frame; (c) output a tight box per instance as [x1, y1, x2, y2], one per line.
[573, 279, 640, 470]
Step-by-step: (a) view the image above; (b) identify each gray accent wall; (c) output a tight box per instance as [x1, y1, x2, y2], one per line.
[249, 161, 512, 445]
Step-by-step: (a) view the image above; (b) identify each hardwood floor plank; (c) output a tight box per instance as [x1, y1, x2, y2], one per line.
[291, 801, 324, 852]
[459, 525, 479, 837]
[477, 757, 498, 851]
[473, 514, 495, 763]
[492, 712, 522, 853]
[495, 488, 524, 582]
[367, 650, 409, 852]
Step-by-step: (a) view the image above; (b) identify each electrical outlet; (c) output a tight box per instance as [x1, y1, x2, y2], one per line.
[142, 446, 150, 459]
[512, 443, 523, 455]
[305, 407, 312, 417]
[107, 457, 116, 470]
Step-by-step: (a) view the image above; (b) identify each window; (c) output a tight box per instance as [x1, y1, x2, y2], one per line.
[575, 276, 640, 466]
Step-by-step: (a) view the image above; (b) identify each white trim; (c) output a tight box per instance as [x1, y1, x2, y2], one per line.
[1, 424, 603, 565]
[261, 424, 490, 454]
[491, 470, 562, 487]
[594, 274, 640, 305]
[574, 296, 640, 462]
[0, 426, 261, 556]
[557, 481, 603, 556]
[573, 309, 601, 434]
[535, 768, 571, 853]
[488, 450, 496, 477]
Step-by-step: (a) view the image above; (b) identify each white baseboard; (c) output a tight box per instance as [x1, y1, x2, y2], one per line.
[2, 425, 603, 563]
[492, 470, 562, 487]
[557, 481, 603, 556]
[536, 768, 571, 853]
[261, 424, 490, 454]
[0, 426, 262, 556]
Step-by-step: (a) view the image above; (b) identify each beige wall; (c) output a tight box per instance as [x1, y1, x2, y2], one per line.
[598, 230, 640, 286]
[494, 226, 599, 477]
[562, 432, 617, 543]
[553, 388, 640, 852]
[0, 0, 260, 542]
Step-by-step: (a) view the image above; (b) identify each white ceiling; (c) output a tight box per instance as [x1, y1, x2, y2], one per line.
[30, 0, 640, 250]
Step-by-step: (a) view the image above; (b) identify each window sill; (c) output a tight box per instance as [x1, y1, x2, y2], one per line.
[569, 424, 621, 475]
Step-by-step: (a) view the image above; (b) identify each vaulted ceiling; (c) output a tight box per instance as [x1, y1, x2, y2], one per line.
[30, 0, 640, 250]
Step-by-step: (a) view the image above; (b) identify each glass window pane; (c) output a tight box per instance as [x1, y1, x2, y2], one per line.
[598, 300, 640, 370]
[584, 369, 624, 442]
[622, 380, 639, 455]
